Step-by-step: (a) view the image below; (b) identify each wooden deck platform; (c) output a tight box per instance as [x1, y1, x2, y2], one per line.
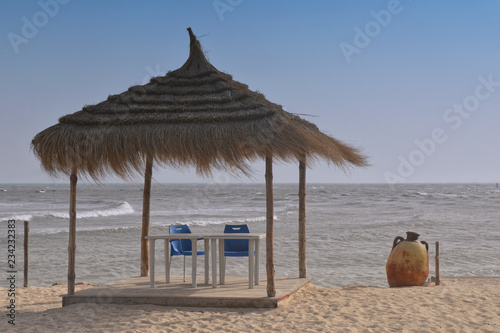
[62, 275, 313, 308]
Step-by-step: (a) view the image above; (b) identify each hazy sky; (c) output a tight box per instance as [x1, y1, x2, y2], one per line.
[1, 0, 499, 184]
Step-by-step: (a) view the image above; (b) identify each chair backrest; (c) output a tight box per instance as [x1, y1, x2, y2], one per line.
[224, 224, 249, 252]
[169, 224, 192, 254]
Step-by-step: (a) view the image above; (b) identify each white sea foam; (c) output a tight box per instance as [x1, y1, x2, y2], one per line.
[25, 225, 142, 236]
[154, 215, 274, 228]
[0, 214, 34, 222]
[77, 202, 135, 218]
[150, 206, 264, 217]
[0, 202, 134, 222]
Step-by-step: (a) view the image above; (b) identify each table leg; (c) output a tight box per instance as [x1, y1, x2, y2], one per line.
[219, 239, 225, 285]
[164, 239, 170, 283]
[204, 239, 210, 285]
[211, 239, 217, 288]
[149, 239, 155, 288]
[248, 239, 255, 289]
[192, 239, 197, 288]
[255, 238, 260, 285]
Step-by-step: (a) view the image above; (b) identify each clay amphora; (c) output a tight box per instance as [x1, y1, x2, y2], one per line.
[386, 231, 429, 287]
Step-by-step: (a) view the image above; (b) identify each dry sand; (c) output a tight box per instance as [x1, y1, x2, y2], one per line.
[1, 277, 499, 332]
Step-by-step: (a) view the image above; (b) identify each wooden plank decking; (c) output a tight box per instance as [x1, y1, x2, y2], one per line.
[62, 275, 313, 308]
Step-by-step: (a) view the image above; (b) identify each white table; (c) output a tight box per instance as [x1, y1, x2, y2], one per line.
[204, 233, 265, 289]
[145, 234, 208, 288]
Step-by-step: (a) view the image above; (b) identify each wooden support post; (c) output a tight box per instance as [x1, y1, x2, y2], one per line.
[141, 156, 153, 276]
[298, 156, 306, 278]
[68, 168, 77, 295]
[265, 155, 276, 297]
[435, 242, 440, 285]
[24, 221, 29, 287]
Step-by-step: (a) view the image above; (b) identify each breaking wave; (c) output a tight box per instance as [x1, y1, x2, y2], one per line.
[0, 202, 134, 222]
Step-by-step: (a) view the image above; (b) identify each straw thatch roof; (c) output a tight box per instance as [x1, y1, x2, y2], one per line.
[32, 28, 366, 180]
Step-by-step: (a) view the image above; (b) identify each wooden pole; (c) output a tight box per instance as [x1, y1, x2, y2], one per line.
[68, 168, 77, 295]
[141, 156, 153, 276]
[23, 221, 29, 287]
[435, 241, 440, 285]
[265, 155, 276, 297]
[298, 156, 306, 278]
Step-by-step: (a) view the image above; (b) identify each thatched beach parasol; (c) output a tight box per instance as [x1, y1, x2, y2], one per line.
[32, 28, 367, 297]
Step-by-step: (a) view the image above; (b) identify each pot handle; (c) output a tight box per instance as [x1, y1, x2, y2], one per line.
[421, 241, 429, 252]
[392, 236, 405, 250]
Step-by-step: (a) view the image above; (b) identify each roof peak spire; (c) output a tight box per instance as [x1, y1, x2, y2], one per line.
[178, 27, 213, 75]
[187, 27, 196, 43]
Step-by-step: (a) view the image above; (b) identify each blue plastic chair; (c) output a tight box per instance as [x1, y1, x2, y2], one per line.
[224, 224, 250, 256]
[169, 225, 204, 282]
[222, 224, 250, 282]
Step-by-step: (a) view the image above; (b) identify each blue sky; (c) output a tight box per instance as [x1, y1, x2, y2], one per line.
[1, 0, 499, 184]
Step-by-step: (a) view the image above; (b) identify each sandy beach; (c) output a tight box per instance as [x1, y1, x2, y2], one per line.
[2, 277, 498, 332]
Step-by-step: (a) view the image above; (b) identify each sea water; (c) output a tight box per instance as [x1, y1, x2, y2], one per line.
[0, 183, 499, 288]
